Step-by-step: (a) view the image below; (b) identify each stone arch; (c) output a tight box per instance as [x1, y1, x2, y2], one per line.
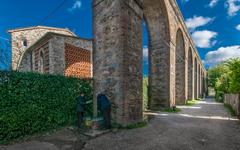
[18, 51, 32, 72]
[201, 70, 204, 98]
[194, 57, 198, 99]
[175, 29, 186, 104]
[198, 64, 201, 98]
[143, 0, 171, 109]
[93, 0, 172, 125]
[39, 49, 45, 73]
[187, 47, 194, 100]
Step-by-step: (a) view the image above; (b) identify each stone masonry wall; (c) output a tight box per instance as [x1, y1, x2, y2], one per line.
[18, 34, 92, 78]
[224, 94, 240, 116]
[93, 0, 143, 125]
[93, 0, 207, 125]
[10, 27, 74, 70]
[144, 0, 172, 109]
[18, 41, 50, 73]
[33, 42, 50, 73]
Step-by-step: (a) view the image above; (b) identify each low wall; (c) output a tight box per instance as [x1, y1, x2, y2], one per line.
[224, 94, 240, 116]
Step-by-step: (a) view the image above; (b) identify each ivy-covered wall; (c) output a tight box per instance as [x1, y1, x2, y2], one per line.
[0, 71, 92, 144]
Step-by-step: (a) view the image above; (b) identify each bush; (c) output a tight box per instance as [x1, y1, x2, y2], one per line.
[208, 58, 240, 99]
[215, 91, 224, 102]
[0, 71, 93, 144]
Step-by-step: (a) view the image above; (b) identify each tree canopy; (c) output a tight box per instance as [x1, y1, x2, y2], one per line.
[208, 58, 240, 101]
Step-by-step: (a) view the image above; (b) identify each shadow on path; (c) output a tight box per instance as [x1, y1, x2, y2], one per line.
[83, 98, 240, 150]
[1, 98, 240, 150]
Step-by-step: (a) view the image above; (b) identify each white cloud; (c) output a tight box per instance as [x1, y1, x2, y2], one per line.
[225, 0, 240, 16]
[191, 30, 218, 48]
[204, 45, 240, 67]
[68, 0, 82, 12]
[236, 24, 240, 30]
[209, 0, 219, 7]
[185, 16, 214, 31]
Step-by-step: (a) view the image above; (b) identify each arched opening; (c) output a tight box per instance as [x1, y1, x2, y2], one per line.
[198, 65, 201, 98]
[143, 0, 171, 109]
[175, 29, 186, 105]
[194, 58, 198, 99]
[22, 38, 28, 47]
[142, 20, 149, 110]
[201, 71, 204, 98]
[188, 48, 193, 100]
[93, 0, 171, 124]
[39, 50, 44, 73]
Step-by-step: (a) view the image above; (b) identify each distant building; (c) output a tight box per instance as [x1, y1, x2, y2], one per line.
[8, 26, 92, 78]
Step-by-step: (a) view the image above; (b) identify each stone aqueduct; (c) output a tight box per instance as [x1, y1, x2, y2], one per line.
[93, 0, 207, 125]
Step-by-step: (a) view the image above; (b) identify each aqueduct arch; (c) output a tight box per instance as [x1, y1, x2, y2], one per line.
[188, 47, 193, 100]
[198, 64, 201, 98]
[175, 29, 186, 104]
[194, 58, 198, 99]
[143, 0, 171, 110]
[93, 0, 207, 125]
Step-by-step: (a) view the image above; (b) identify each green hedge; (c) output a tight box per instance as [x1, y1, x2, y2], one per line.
[0, 71, 93, 144]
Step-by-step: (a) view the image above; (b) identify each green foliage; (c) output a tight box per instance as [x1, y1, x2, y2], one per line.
[215, 91, 224, 102]
[143, 77, 148, 110]
[186, 100, 198, 106]
[208, 63, 230, 91]
[226, 58, 240, 93]
[207, 58, 240, 98]
[0, 71, 93, 144]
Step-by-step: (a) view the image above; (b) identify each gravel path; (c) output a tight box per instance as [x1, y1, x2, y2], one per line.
[83, 98, 240, 150]
[2, 98, 240, 150]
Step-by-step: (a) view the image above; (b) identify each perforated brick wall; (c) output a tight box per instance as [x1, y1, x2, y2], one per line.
[64, 43, 91, 78]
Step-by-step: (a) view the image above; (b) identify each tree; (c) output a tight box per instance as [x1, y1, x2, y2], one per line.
[226, 58, 240, 94]
[208, 63, 229, 90]
[207, 58, 240, 102]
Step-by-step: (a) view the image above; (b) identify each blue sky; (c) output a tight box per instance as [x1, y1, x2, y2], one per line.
[0, 0, 240, 72]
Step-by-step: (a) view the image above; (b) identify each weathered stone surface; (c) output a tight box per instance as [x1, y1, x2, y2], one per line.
[188, 48, 194, 100]
[18, 32, 92, 78]
[93, 0, 207, 125]
[93, 0, 143, 125]
[8, 26, 76, 70]
[175, 29, 186, 105]
[144, 0, 172, 109]
[194, 58, 198, 99]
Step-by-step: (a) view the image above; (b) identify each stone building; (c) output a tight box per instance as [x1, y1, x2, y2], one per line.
[8, 26, 92, 78]
[8, 26, 76, 70]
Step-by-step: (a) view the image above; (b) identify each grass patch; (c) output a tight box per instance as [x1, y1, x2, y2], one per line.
[224, 103, 236, 117]
[186, 100, 198, 106]
[160, 107, 181, 113]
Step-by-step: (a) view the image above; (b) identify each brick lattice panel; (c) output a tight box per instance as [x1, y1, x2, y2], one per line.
[64, 43, 91, 78]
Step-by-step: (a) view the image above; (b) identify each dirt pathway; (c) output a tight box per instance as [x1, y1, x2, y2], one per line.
[1, 98, 240, 150]
[83, 98, 240, 150]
